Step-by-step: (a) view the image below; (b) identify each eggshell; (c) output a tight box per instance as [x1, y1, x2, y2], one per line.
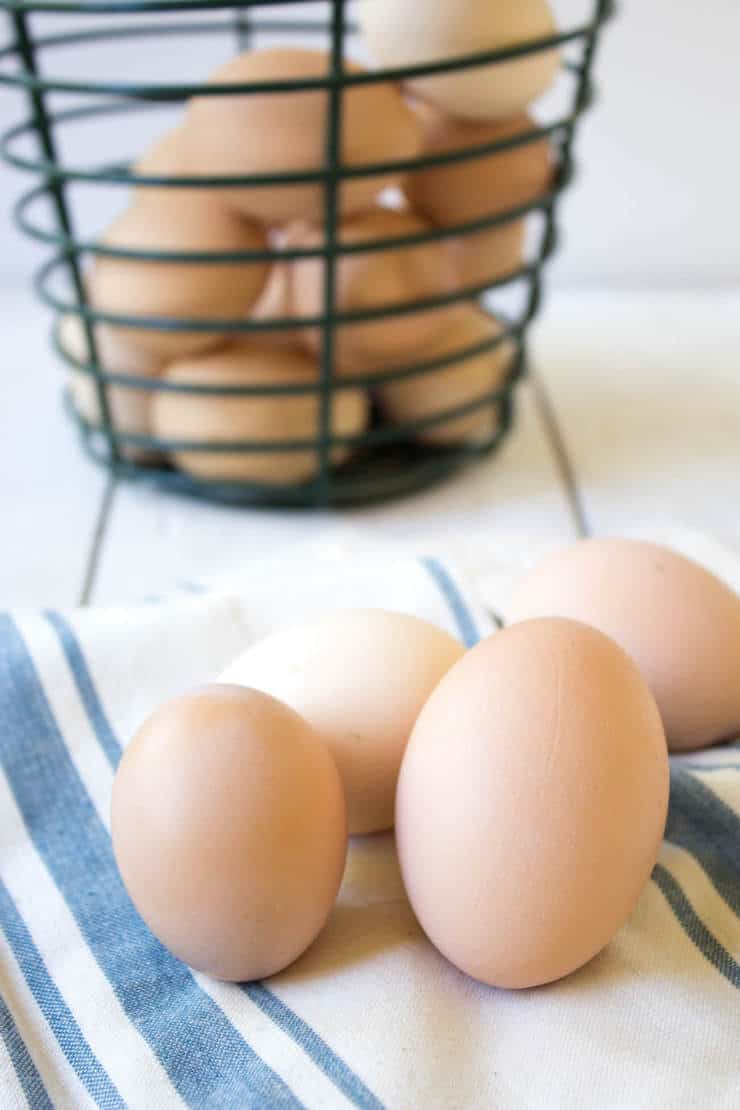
[90, 130, 269, 359]
[508, 538, 740, 751]
[248, 259, 305, 350]
[183, 49, 423, 224]
[406, 108, 553, 288]
[287, 208, 459, 373]
[59, 313, 162, 461]
[396, 618, 669, 989]
[151, 342, 368, 485]
[111, 685, 347, 981]
[219, 610, 465, 834]
[357, 0, 561, 121]
[450, 222, 527, 290]
[132, 126, 193, 200]
[376, 308, 514, 443]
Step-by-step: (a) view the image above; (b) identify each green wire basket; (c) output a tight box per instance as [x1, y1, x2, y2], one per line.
[0, 0, 614, 507]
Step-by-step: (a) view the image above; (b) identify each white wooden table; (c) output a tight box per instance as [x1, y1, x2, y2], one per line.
[2, 283, 739, 610]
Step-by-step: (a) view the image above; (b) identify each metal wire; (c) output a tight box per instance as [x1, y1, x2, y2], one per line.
[0, 0, 615, 507]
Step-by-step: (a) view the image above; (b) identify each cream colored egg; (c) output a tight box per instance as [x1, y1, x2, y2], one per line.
[151, 342, 368, 485]
[407, 108, 553, 289]
[358, 0, 561, 121]
[248, 259, 306, 350]
[377, 308, 514, 444]
[508, 538, 740, 751]
[219, 610, 465, 835]
[287, 207, 459, 374]
[90, 130, 269, 359]
[396, 618, 669, 989]
[59, 313, 161, 461]
[183, 49, 423, 224]
[112, 685, 347, 981]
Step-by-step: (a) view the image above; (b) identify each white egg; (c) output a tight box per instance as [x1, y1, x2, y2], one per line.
[219, 609, 466, 834]
[357, 0, 560, 121]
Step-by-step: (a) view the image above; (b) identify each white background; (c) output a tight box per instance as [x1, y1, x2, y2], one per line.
[0, 0, 739, 289]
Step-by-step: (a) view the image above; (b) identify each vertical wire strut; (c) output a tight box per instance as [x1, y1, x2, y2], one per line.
[316, 0, 346, 505]
[233, 1, 252, 52]
[523, 0, 610, 422]
[10, 7, 121, 466]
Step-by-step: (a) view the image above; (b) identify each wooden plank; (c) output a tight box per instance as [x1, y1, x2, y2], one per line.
[531, 289, 740, 545]
[0, 285, 108, 608]
[92, 380, 578, 604]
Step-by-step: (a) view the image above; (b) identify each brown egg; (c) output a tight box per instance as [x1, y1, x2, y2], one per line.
[111, 685, 347, 981]
[287, 208, 459, 374]
[151, 342, 368, 485]
[59, 313, 162, 461]
[182, 49, 423, 224]
[219, 610, 466, 835]
[358, 0, 561, 122]
[376, 307, 514, 444]
[409, 108, 554, 223]
[132, 126, 192, 199]
[451, 223, 527, 290]
[396, 618, 669, 989]
[508, 538, 740, 751]
[407, 108, 553, 290]
[90, 130, 269, 359]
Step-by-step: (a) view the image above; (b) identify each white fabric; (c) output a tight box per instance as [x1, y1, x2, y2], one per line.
[0, 537, 738, 1109]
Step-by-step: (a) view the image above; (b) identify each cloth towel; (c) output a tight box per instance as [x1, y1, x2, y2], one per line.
[0, 538, 738, 1109]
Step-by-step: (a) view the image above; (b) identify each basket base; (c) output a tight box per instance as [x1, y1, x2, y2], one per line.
[68, 393, 516, 510]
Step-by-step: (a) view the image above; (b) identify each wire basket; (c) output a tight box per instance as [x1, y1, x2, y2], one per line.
[0, 0, 614, 507]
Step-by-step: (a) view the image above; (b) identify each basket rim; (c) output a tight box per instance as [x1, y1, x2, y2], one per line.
[0, 16, 611, 98]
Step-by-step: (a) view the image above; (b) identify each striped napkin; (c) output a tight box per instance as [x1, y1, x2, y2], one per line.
[0, 541, 738, 1109]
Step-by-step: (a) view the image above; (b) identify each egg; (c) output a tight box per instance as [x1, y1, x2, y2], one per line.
[183, 49, 423, 224]
[248, 257, 305, 350]
[396, 618, 669, 989]
[219, 610, 465, 834]
[90, 130, 269, 359]
[58, 313, 162, 461]
[151, 342, 368, 485]
[508, 538, 740, 751]
[287, 208, 459, 373]
[376, 308, 514, 444]
[111, 685, 347, 981]
[357, 0, 561, 122]
[451, 223, 527, 291]
[406, 108, 553, 289]
[132, 126, 193, 200]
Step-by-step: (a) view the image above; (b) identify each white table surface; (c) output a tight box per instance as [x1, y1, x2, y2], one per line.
[2, 283, 739, 610]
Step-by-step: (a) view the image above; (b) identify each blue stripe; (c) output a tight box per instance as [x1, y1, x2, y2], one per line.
[0, 987, 55, 1110]
[178, 580, 207, 594]
[0, 614, 303, 1110]
[43, 607, 383, 1108]
[44, 611, 120, 770]
[420, 558, 481, 647]
[666, 768, 740, 917]
[244, 984, 384, 1110]
[652, 865, 740, 988]
[0, 881, 121, 1108]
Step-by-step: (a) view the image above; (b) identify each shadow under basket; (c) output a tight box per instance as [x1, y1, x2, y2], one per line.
[0, 0, 615, 508]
